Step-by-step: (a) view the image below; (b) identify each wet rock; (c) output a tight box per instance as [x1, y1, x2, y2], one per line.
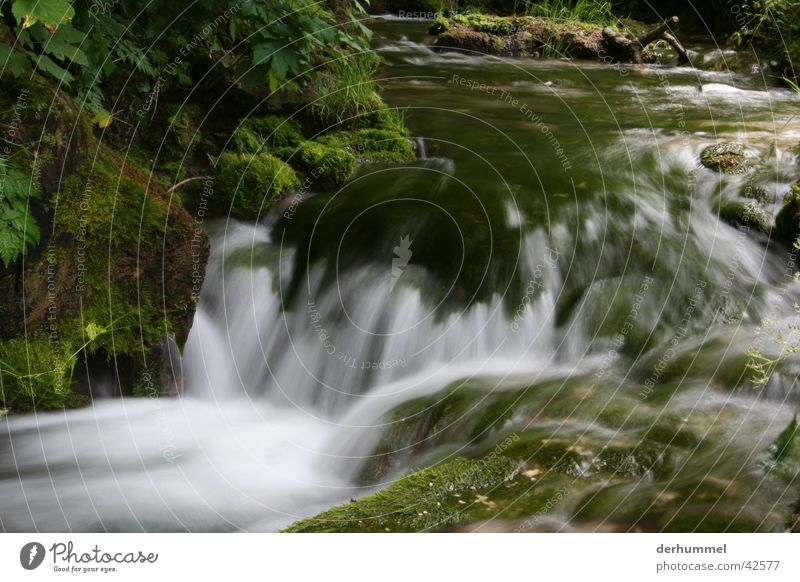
[642, 39, 677, 64]
[701, 142, 756, 174]
[774, 184, 800, 245]
[0, 76, 208, 410]
[718, 199, 771, 234]
[436, 28, 508, 56]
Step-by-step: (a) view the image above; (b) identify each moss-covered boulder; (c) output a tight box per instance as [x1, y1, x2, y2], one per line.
[701, 142, 755, 174]
[318, 129, 415, 164]
[0, 76, 208, 411]
[230, 115, 305, 155]
[284, 456, 519, 533]
[213, 152, 300, 218]
[642, 39, 678, 64]
[774, 183, 800, 246]
[718, 199, 771, 234]
[437, 28, 509, 55]
[430, 14, 616, 60]
[766, 415, 800, 480]
[294, 142, 357, 187]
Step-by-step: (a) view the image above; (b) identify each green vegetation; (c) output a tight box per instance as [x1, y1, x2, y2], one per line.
[0, 0, 373, 116]
[520, 0, 616, 24]
[767, 415, 800, 479]
[774, 184, 800, 244]
[311, 53, 386, 128]
[231, 116, 306, 155]
[0, 154, 40, 266]
[734, 0, 800, 83]
[0, 1, 415, 410]
[718, 199, 771, 234]
[294, 142, 357, 187]
[284, 456, 519, 532]
[213, 152, 300, 218]
[0, 322, 108, 411]
[318, 128, 416, 163]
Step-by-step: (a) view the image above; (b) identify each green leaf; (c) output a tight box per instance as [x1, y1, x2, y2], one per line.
[91, 109, 113, 128]
[11, 0, 75, 29]
[268, 69, 278, 92]
[0, 225, 26, 267]
[85, 323, 107, 342]
[34, 53, 74, 85]
[252, 40, 282, 66]
[0, 155, 41, 266]
[0, 43, 32, 77]
[44, 25, 88, 66]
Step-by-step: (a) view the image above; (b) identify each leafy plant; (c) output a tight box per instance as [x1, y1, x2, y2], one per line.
[733, 0, 800, 83]
[311, 52, 385, 128]
[0, 323, 106, 411]
[0, 154, 40, 267]
[1, 0, 376, 117]
[521, 0, 616, 24]
[745, 238, 800, 386]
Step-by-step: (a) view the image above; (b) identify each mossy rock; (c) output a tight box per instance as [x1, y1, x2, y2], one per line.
[230, 115, 305, 155]
[701, 142, 755, 174]
[213, 152, 299, 218]
[166, 103, 204, 155]
[765, 415, 800, 480]
[741, 180, 773, 204]
[0, 336, 78, 411]
[774, 183, 800, 246]
[641, 39, 677, 64]
[591, 444, 670, 478]
[718, 199, 770, 234]
[572, 483, 657, 523]
[317, 129, 415, 164]
[284, 456, 518, 532]
[294, 141, 357, 188]
[1, 139, 207, 409]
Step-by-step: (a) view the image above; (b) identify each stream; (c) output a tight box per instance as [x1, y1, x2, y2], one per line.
[2, 19, 800, 532]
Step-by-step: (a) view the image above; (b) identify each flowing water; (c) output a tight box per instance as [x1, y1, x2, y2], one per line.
[2, 20, 800, 532]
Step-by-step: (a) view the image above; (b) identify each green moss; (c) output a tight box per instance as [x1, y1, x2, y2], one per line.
[284, 456, 518, 532]
[167, 103, 204, 155]
[718, 199, 770, 234]
[644, 422, 700, 448]
[358, 387, 478, 483]
[504, 434, 585, 476]
[572, 483, 657, 522]
[0, 336, 77, 411]
[701, 142, 755, 174]
[766, 415, 800, 480]
[591, 445, 669, 478]
[213, 152, 299, 218]
[57, 152, 168, 251]
[318, 129, 415, 164]
[774, 183, 800, 245]
[294, 141, 356, 187]
[641, 39, 677, 64]
[230, 115, 305, 154]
